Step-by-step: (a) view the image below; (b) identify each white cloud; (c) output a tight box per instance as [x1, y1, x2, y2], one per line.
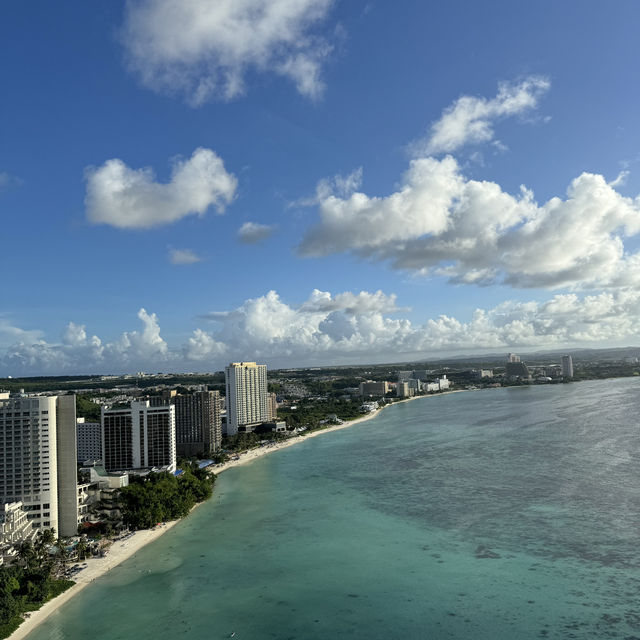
[189, 288, 640, 365]
[298, 288, 405, 315]
[121, 0, 335, 105]
[0, 172, 22, 191]
[168, 248, 204, 265]
[1, 309, 169, 375]
[6, 288, 640, 374]
[184, 329, 226, 361]
[413, 76, 550, 156]
[237, 221, 275, 244]
[112, 309, 169, 362]
[290, 168, 363, 208]
[0, 317, 43, 348]
[300, 155, 640, 290]
[85, 148, 237, 229]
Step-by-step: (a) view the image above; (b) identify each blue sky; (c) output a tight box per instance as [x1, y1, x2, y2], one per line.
[2, 0, 640, 375]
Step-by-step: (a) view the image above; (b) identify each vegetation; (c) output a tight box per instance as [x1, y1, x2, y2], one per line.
[0, 530, 74, 639]
[278, 398, 364, 430]
[223, 431, 288, 452]
[118, 464, 215, 530]
[75, 394, 101, 421]
[0, 372, 225, 394]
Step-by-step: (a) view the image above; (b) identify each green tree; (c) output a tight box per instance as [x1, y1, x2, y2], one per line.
[76, 539, 89, 561]
[56, 539, 70, 573]
[0, 591, 19, 625]
[16, 540, 36, 570]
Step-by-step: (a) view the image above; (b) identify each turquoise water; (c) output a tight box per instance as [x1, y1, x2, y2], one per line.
[29, 379, 640, 639]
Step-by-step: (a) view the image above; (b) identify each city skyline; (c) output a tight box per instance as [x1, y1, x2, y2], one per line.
[3, 1, 640, 376]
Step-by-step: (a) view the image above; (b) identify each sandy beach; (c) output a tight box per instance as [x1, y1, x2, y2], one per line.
[8, 391, 458, 640]
[8, 522, 180, 640]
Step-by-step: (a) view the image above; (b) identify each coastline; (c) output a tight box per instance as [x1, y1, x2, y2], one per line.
[8, 390, 457, 640]
[211, 390, 465, 475]
[8, 522, 180, 640]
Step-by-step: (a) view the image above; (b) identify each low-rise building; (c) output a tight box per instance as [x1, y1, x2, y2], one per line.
[1, 501, 35, 564]
[426, 375, 451, 392]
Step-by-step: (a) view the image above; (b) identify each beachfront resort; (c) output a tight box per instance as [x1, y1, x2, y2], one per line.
[0, 349, 618, 638]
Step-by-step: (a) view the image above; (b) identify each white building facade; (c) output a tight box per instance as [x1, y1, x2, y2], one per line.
[1, 501, 34, 564]
[225, 362, 268, 436]
[102, 401, 176, 472]
[0, 394, 78, 537]
[561, 355, 574, 377]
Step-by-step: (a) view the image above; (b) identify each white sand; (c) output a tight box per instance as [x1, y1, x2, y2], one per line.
[8, 390, 460, 640]
[8, 522, 179, 640]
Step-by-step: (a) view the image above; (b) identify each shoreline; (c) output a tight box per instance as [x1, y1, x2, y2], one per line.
[211, 390, 464, 475]
[8, 522, 180, 640]
[8, 390, 457, 640]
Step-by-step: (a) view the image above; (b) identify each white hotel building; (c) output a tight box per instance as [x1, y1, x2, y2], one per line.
[225, 362, 268, 436]
[0, 394, 79, 537]
[102, 401, 176, 472]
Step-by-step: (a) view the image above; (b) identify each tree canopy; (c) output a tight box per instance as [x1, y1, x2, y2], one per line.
[119, 466, 215, 530]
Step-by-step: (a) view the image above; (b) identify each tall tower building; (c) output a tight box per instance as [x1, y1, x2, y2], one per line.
[102, 401, 176, 472]
[175, 391, 222, 458]
[225, 362, 268, 436]
[76, 418, 102, 462]
[267, 392, 278, 422]
[561, 355, 574, 377]
[505, 353, 531, 380]
[0, 394, 78, 536]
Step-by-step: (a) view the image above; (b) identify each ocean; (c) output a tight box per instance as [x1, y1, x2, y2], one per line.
[28, 378, 640, 639]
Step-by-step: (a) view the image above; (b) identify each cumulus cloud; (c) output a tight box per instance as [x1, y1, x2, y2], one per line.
[85, 148, 237, 229]
[168, 248, 204, 265]
[298, 289, 405, 315]
[414, 76, 550, 156]
[184, 329, 226, 361]
[1, 309, 169, 375]
[0, 317, 42, 348]
[5, 289, 640, 374]
[237, 222, 275, 244]
[121, 0, 335, 105]
[299, 154, 640, 290]
[189, 288, 640, 365]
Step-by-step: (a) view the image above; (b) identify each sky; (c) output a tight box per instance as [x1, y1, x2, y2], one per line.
[2, 0, 640, 376]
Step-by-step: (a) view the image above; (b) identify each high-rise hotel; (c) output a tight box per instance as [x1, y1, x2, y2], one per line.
[0, 393, 79, 537]
[174, 391, 222, 458]
[102, 400, 176, 472]
[561, 354, 574, 378]
[225, 362, 268, 435]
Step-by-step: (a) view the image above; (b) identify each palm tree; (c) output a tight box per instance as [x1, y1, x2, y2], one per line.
[34, 528, 56, 563]
[16, 540, 36, 569]
[56, 539, 70, 573]
[76, 538, 89, 561]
